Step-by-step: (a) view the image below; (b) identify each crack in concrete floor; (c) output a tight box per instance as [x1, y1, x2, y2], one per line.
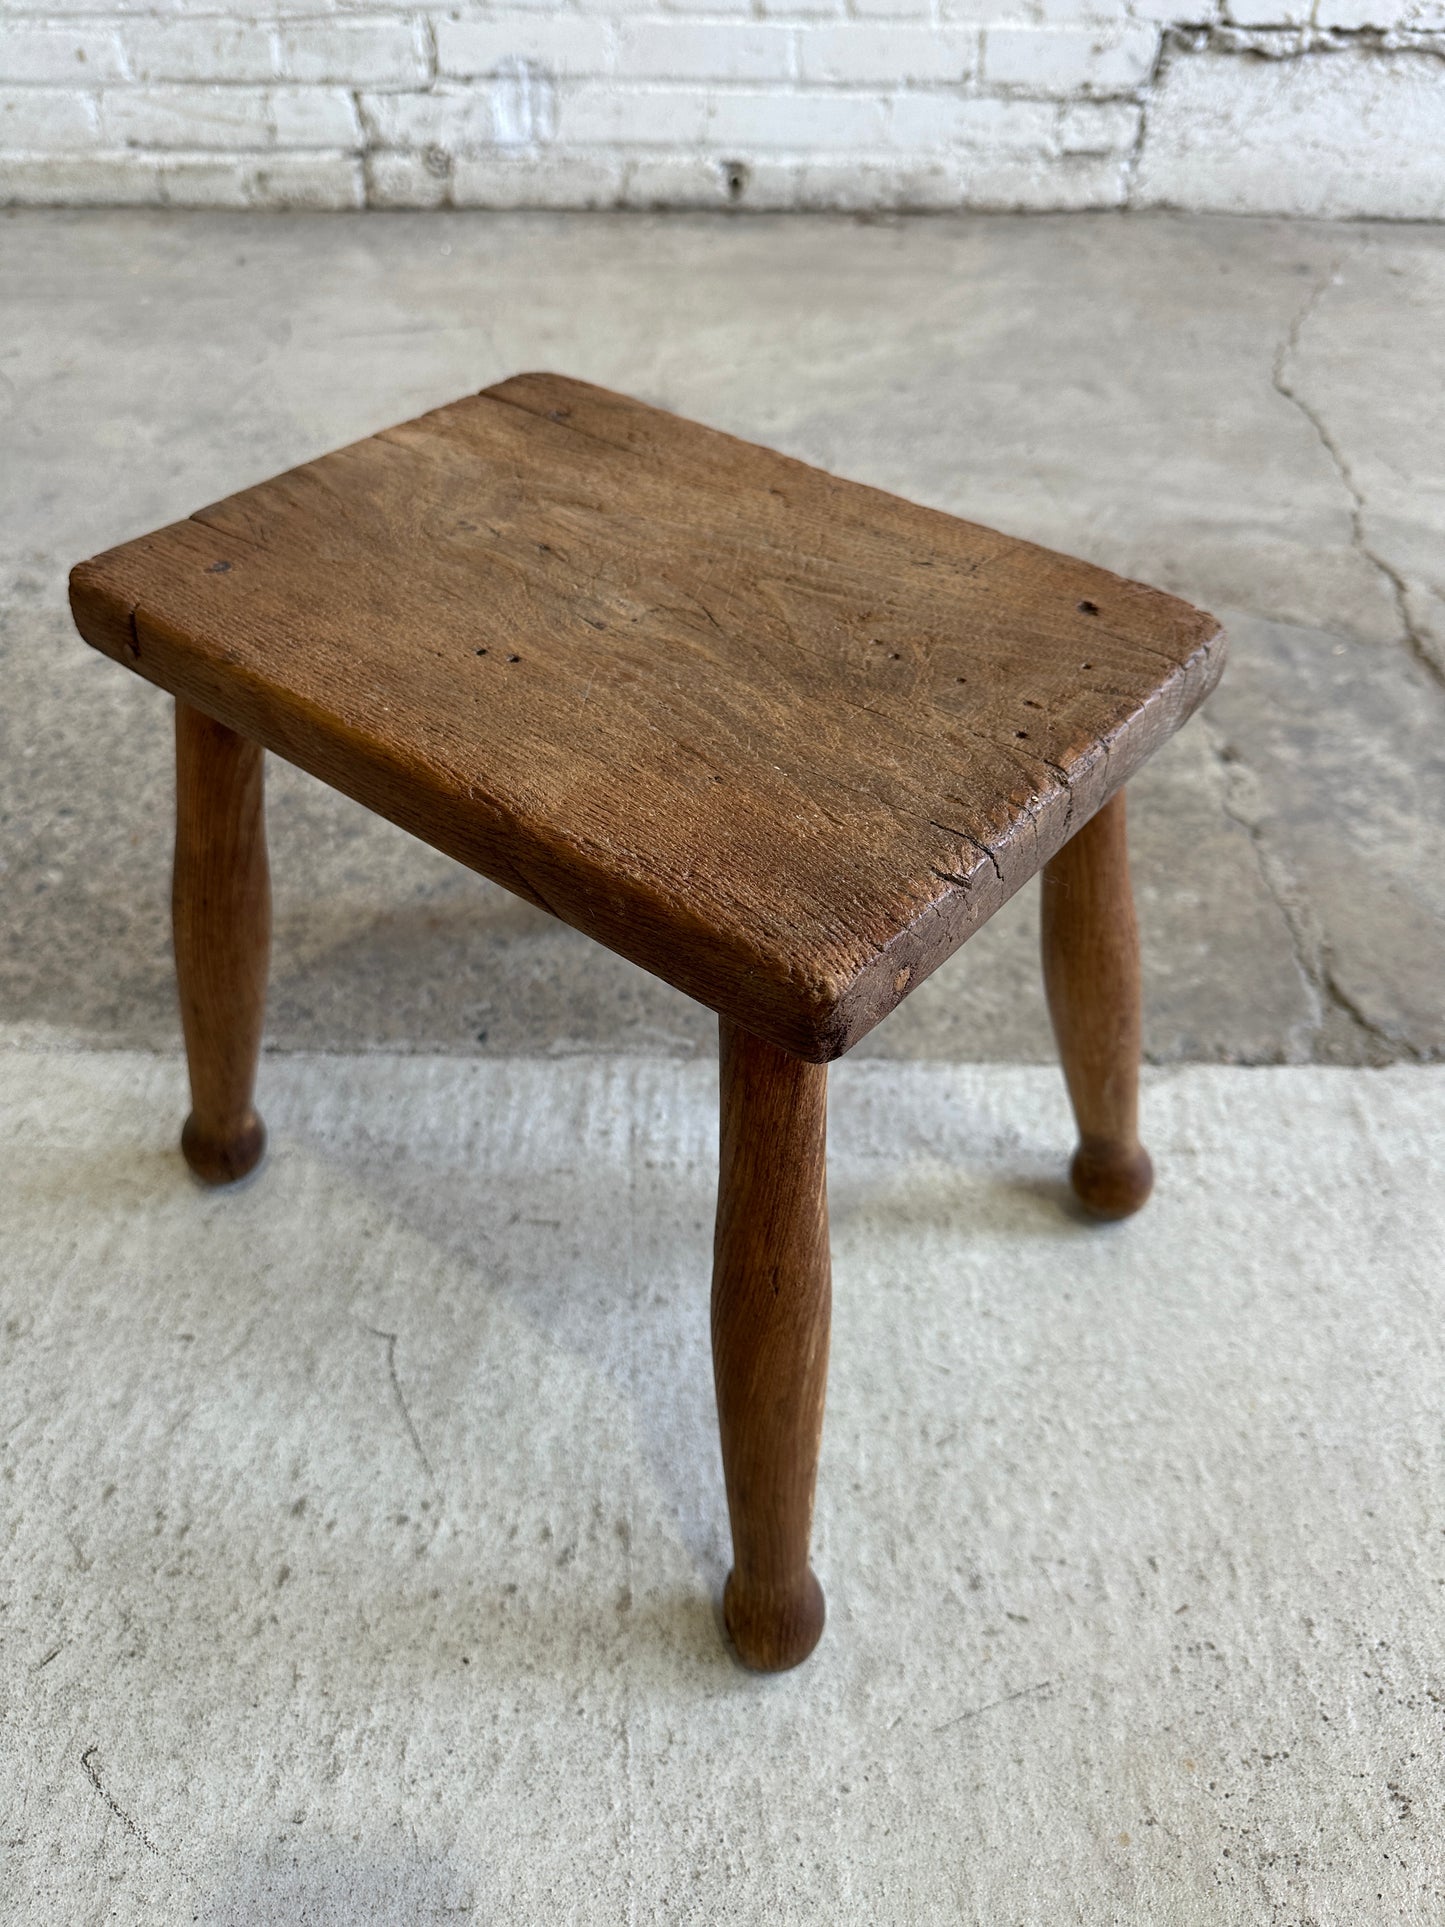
[1270, 240, 1445, 695]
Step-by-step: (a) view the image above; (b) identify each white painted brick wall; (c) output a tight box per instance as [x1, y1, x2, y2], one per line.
[0, 3, 1442, 214]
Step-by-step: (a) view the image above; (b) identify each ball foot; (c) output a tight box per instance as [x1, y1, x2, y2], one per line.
[723, 1567, 825, 1673]
[1070, 1139, 1153, 1221]
[182, 1110, 266, 1186]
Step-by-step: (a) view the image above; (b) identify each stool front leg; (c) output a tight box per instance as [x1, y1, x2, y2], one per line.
[712, 1019, 830, 1671]
[1041, 789, 1153, 1220]
[173, 700, 270, 1185]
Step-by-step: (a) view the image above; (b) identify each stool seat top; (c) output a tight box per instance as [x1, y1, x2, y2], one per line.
[70, 372, 1223, 1060]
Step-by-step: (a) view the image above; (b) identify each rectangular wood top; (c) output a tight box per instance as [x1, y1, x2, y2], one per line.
[70, 373, 1224, 1059]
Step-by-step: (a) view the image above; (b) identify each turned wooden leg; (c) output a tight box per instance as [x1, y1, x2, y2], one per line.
[1041, 789, 1153, 1221]
[712, 1019, 830, 1672]
[173, 699, 270, 1185]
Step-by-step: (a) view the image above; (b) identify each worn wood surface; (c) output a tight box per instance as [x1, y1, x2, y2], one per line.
[173, 700, 270, 1185]
[712, 1018, 830, 1672]
[70, 372, 1224, 1060]
[1041, 791, 1153, 1220]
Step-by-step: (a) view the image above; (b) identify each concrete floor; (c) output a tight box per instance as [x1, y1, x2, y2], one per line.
[4, 210, 1445, 1921]
[3, 207, 1443, 1066]
[4, 1052, 1444, 1922]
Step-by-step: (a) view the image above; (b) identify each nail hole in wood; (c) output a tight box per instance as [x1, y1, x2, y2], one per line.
[1078, 600, 1099, 616]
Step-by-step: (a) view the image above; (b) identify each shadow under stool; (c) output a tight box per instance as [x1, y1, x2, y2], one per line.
[69, 372, 1225, 1673]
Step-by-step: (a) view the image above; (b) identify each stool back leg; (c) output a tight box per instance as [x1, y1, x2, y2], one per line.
[173, 699, 271, 1185]
[712, 1019, 830, 1671]
[1041, 788, 1154, 1220]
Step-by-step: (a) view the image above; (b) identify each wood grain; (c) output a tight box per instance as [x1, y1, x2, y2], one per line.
[1041, 791, 1153, 1220]
[173, 699, 270, 1185]
[713, 1018, 830, 1672]
[69, 373, 1225, 1059]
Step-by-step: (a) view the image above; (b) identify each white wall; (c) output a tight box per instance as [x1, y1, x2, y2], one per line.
[2, 2, 1443, 216]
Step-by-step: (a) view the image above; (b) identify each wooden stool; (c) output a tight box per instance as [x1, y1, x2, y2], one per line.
[69, 374, 1224, 1672]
